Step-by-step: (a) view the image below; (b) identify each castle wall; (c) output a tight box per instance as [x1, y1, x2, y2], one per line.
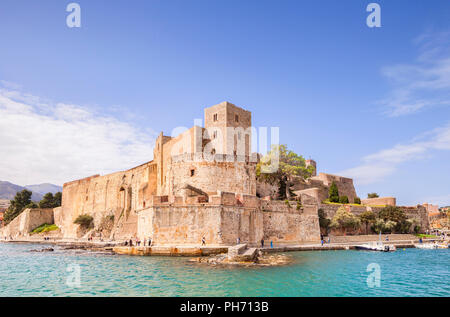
[168, 157, 257, 196]
[59, 162, 157, 239]
[0, 208, 54, 238]
[134, 191, 320, 246]
[310, 173, 358, 202]
[361, 197, 396, 206]
[256, 179, 278, 198]
[261, 201, 320, 243]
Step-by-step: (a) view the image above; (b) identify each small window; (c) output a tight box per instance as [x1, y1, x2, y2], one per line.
[211, 148, 216, 155]
[213, 130, 217, 139]
[213, 113, 218, 122]
[235, 114, 239, 122]
[190, 169, 195, 177]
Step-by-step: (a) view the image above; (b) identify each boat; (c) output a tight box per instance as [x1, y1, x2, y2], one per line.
[355, 241, 396, 252]
[414, 242, 449, 249]
[355, 232, 396, 252]
[414, 243, 438, 249]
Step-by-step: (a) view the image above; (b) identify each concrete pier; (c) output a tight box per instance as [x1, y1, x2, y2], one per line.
[113, 245, 229, 256]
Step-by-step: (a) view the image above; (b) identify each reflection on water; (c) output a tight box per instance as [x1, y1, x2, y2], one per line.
[0, 243, 448, 296]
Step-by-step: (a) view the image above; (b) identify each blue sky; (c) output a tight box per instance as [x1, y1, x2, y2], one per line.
[0, 0, 449, 206]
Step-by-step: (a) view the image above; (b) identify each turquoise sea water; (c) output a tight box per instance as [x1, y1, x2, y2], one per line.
[0, 243, 448, 297]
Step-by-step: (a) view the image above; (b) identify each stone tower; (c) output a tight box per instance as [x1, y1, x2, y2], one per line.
[204, 101, 252, 157]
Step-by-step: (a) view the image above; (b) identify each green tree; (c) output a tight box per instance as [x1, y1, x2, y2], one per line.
[328, 182, 339, 203]
[330, 206, 361, 235]
[257, 145, 314, 200]
[3, 189, 33, 224]
[339, 196, 349, 204]
[54, 192, 62, 206]
[359, 211, 376, 234]
[38, 192, 62, 208]
[367, 193, 379, 198]
[354, 197, 361, 204]
[375, 206, 414, 233]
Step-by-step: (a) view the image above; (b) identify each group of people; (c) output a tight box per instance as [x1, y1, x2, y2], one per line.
[320, 234, 331, 246]
[235, 237, 274, 248]
[125, 237, 152, 247]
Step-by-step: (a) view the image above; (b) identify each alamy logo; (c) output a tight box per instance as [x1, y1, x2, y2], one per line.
[366, 263, 381, 288]
[66, 264, 81, 288]
[66, 3, 81, 28]
[366, 3, 381, 28]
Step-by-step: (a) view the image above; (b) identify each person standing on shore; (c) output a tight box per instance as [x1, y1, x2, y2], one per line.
[270, 240, 273, 248]
[148, 237, 152, 246]
[201, 236, 206, 246]
[236, 237, 240, 245]
[260, 239, 264, 248]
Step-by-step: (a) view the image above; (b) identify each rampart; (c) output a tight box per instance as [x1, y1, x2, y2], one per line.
[0, 208, 54, 238]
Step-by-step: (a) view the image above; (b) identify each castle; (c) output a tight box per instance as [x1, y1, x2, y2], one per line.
[51, 102, 324, 244]
[1, 102, 430, 243]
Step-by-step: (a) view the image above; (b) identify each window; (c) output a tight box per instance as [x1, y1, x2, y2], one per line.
[190, 169, 195, 177]
[213, 130, 217, 139]
[235, 114, 239, 122]
[213, 113, 218, 122]
[211, 148, 216, 155]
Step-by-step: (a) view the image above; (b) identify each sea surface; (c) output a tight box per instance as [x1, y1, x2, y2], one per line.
[0, 243, 448, 297]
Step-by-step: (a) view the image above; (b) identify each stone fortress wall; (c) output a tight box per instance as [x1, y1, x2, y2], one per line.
[1, 208, 54, 238]
[361, 197, 396, 206]
[136, 191, 320, 245]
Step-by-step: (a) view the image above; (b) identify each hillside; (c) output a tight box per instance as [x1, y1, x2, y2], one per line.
[0, 181, 62, 202]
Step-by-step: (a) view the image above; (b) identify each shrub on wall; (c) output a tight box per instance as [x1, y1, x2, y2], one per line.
[367, 193, 379, 198]
[74, 214, 94, 228]
[339, 196, 349, 204]
[354, 197, 361, 205]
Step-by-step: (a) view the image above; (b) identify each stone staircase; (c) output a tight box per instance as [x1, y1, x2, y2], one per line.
[227, 244, 258, 262]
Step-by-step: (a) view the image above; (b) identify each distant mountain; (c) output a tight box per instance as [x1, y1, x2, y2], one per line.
[25, 183, 63, 197]
[0, 181, 62, 202]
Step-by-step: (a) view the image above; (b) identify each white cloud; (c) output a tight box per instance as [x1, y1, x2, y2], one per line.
[341, 31, 450, 187]
[380, 31, 450, 117]
[0, 84, 156, 186]
[338, 123, 450, 185]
